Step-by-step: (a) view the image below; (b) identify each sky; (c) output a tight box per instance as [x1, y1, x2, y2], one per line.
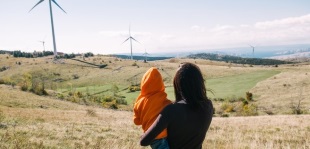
[1, 0, 310, 55]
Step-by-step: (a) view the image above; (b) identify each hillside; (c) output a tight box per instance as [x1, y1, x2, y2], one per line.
[0, 54, 309, 115]
[187, 53, 294, 65]
[1, 54, 310, 148]
[111, 54, 173, 61]
[0, 84, 309, 148]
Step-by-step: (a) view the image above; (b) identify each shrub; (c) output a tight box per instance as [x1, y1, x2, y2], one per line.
[237, 97, 249, 105]
[128, 85, 140, 92]
[30, 80, 48, 96]
[212, 98, 225, 102]
[265, 110, 274, 115]
[227, 96, 238, 102]
[221, 102, 235, 113]
[72, 74, 79, 79]
[68, 96, 79, 103]
[86, 109, 97, 117]
[116, 98, 127, 105]
[57, 93, 65, 100]
[240, 104, 258, 116]
[242, 99, 249, 106]
[132, 62, 138, 66]
[0, 109, 5, 123]
[246, 92, 253, 101]
[109, 103, 118, 109]
[103, 96, 114, 102]
[0, 79, 4, 84]
[21, 83, 28, 91]
[1, 77, 11, 85]
[291, 107, 303, 115]
[30, 86, 48, 96]
[221, 113, 229, 117]
[0, 66, 8, 72]
[68, 92, 73, 96]
[11, 82, 16, 88]
[74, 91, 83, 98]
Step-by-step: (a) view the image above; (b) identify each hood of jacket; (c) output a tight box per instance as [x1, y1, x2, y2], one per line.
[139, 67, 165, 97]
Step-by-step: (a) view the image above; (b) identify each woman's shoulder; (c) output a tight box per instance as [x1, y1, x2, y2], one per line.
[162, 102, 186, 112]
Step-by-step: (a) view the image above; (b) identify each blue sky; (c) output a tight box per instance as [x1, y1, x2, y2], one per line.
[1, 0, 310, 55]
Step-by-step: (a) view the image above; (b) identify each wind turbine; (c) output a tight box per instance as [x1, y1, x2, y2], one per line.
[142, 49, 149, 62]
[29, 0, 66, 59]
[122, 25, 140, 60]
[39, 40, 45, 52]
[249, 45, 255, 58]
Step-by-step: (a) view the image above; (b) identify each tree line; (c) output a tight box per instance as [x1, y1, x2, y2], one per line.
[187, 53, 294, 65]
[0, 50, 94, 59]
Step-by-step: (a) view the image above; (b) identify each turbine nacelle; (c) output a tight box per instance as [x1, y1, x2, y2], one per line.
[29, 0, 66, 13]
[122, 25, 140, 60]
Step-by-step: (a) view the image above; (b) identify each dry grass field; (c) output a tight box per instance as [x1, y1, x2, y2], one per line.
[0, 85, 309, 149]
[0, 54, 310, 148]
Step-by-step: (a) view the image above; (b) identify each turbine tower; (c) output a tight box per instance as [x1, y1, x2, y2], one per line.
[122, 25, 140, 60]
[29, 0, 66, 59]
[142, 49, 149, 62]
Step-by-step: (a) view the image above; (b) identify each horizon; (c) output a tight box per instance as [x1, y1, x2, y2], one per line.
[1, 0, 310, 55]
[2, 43, 310, 59]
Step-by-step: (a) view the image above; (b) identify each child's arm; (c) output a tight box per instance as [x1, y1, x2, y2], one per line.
[133, 100, 142, 125]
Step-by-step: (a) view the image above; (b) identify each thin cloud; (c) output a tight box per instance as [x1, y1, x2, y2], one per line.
[191, 25, 205, 32]
[99, 30, 152, 38]
[211, 25, 235, 32]
[201, 14, 310, 47]
[254, 14, 310, 29]
[160, 34, 175, 42]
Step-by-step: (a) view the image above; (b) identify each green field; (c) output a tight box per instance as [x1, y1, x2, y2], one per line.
[58, 70, 280, 104]
[206, 70, 280, 99]
[123, 70, 281, 104]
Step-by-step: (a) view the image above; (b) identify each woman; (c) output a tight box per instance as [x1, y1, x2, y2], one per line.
[140, 62, 213, 149]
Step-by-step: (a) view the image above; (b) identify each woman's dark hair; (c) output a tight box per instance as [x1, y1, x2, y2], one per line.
[173, 62, 209, 109]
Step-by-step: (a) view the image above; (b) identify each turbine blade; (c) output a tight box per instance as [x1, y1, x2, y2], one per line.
[52, 0, 67, 13]
[122, 38, 130, 44]
[29, 0, 45, 13]
[131, 37, 140, 43]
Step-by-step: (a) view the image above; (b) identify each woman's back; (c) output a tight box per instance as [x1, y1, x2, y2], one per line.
[162, 101, 213, 149]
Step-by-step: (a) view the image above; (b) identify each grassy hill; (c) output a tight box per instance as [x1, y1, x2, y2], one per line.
[188, 53, 294, 65]
[1, 54, 310, 148]
[206, 70, 281, 98]
[111, 54, 173, 61]
[0, 84, 309, 148]
[0, 54, 309, 115]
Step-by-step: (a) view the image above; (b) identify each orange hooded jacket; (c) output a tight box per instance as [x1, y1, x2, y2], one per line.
[133, 67, 171, 139]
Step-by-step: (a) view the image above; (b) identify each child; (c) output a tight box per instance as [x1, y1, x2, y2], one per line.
[133, 67, 171, 149]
